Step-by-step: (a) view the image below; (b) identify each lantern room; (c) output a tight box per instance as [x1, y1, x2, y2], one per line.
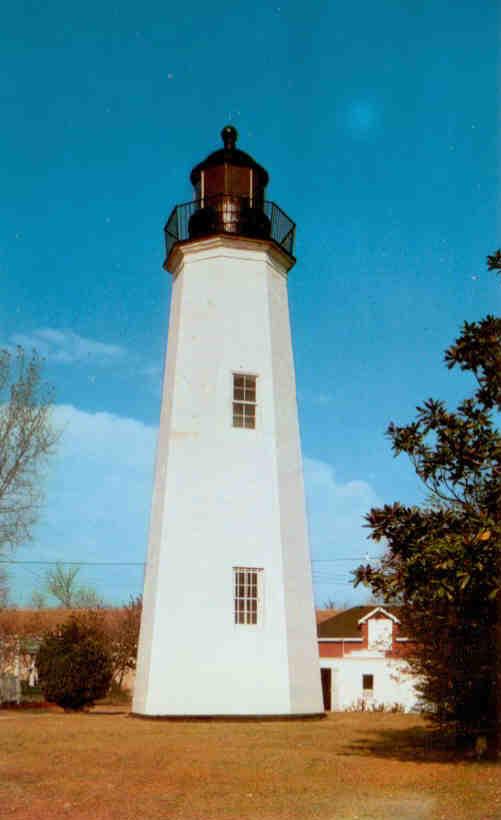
[163, 127, 295, 269]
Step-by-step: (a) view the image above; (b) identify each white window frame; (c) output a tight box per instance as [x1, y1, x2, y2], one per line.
[368, 618, 393, 651]
[232, 372, 257, 430]
[233, 567, 263, 626]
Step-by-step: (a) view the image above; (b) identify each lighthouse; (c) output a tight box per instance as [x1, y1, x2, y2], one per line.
[133, 127, 323, 717]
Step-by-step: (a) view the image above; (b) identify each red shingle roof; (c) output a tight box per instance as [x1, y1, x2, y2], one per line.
[315, 609, 338, 624]
[317, 606, 402, 639]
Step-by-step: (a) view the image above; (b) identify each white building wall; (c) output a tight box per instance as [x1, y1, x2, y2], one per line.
[320, 653, 420, 712]
[133, 236, 322, 716]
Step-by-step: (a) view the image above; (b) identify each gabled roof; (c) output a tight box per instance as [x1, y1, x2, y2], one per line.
[317, 605, 402, 639]
[358, 606, 400, 625]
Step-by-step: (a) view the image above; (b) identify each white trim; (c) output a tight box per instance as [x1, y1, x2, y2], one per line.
[318, 638, 363, 643]
[358, 607, 400, 625]
[395, 637, 409, 642]
[167, 235, 295, 277]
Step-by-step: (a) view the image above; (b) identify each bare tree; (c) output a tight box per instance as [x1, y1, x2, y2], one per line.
[0, 347, 58, 554]
[0, 568, 9, 608]
[30, 590, 48, 609]
[45, 564, 79, 607]
[45, 563, 103, 609]
[321, 598, 350, 611]
[105, 595, 142, 689]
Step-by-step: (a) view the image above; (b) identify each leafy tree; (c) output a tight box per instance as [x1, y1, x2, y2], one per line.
[0, 348, 58, 552]
[355, 252, 500, 758]
[36, 614, 112, 710]
[44, 563, 103, 609]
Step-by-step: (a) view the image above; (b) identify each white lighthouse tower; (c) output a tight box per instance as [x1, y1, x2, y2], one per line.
[133, 127, 323, 717]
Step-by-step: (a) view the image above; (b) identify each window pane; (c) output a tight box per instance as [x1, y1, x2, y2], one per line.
[244, 413, 255, 429]
[234, 388, 244, 401]
[233, 406, 244, 427]
[234, 375, 244, 388]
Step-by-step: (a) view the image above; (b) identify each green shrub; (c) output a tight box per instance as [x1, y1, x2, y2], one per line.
[36, 616, 112, 711]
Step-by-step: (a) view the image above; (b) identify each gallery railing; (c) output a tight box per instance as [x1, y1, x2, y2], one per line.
[164, 194, 295, 262]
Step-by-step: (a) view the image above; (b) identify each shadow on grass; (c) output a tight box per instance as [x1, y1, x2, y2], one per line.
[86, 710, 128, 716]
[340, 723, 469, 764]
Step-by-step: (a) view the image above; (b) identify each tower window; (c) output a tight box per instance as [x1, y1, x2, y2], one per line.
[232, 374, 256, 429]
[234, 567, 263, 625]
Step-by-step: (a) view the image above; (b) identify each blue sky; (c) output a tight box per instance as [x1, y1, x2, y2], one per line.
[2, 0, 499, 607]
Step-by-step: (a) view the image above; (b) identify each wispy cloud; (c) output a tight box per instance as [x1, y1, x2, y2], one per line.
[303, 457, 382, 606]
[10, 404, 157, 605]
[9, 406, 380, 609]
[9, 329, 125, 365]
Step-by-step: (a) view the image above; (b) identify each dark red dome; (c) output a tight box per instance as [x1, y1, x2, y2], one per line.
[190, 126, 269, 190]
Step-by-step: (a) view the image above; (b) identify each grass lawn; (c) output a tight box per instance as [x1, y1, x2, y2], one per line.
[1, 709, 500, 819]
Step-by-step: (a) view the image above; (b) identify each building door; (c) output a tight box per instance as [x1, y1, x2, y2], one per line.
[321, 668, 332, 711]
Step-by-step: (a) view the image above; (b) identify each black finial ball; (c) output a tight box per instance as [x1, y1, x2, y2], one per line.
[221, 125, 238, 150]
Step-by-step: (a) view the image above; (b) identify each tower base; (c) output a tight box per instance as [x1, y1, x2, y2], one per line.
[130, 712, 326, 722]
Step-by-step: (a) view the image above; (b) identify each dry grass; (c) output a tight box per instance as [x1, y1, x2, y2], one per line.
[1, 708, 500, 819]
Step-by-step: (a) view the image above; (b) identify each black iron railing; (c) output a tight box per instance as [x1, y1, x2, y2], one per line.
[164, 195, 295, 264]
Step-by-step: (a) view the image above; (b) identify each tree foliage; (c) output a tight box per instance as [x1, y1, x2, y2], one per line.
[355, 251, 501, 757]
[36, 615, 112, 710]
[0, 347, 57, 552]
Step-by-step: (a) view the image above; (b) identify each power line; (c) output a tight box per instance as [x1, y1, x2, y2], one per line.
[1, 558, 375, 567]
[0, 560, 145, 567]
[312, 557, 375, 563]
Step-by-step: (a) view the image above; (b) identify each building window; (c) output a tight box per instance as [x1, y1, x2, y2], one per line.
[232, 374, 256, 429]
[362, 674, 374, 693]
[234, 567, 262, 625]
[368, 618, 393, 650]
